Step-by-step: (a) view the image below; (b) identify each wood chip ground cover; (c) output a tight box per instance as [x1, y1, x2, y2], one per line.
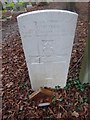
[1, 4, 90, 120]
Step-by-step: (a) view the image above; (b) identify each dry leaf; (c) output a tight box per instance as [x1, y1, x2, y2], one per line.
[72, 111, 79, 118]
[6, 82, 13, 88]
[57, 113, 62, 118]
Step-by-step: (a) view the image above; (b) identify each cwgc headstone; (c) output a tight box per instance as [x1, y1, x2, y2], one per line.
[17, 10, 78, 90]
[26, 4, 32, 9]
[26, 4, 32, 11]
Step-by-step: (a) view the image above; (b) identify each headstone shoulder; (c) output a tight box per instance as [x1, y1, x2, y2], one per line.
[17, 9, 78, 19]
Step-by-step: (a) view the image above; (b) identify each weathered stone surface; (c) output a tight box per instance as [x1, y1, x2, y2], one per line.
[17, 10, 78, 90]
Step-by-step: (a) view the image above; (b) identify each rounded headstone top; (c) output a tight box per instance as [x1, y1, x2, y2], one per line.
[17, 9, 78, 19]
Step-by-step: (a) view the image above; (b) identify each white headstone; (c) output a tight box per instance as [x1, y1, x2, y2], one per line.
[26, 4, 32, 9]
[17, 10, 78, 90]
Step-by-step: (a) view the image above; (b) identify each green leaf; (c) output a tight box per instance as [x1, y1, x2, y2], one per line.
[76, 106, 81, 111]
[80, 100, 83, 103]
[59, 97, 63, 102]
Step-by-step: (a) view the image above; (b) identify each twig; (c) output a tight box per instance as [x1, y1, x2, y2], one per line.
[59, 104, 67, 113]
[69, 55, 83, 73]
[48, 107, 56, 118]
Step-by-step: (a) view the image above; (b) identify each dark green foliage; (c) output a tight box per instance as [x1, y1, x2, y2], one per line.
[64, 79, 90, 91]
[22, 2, 29, 8]
[6, 6, 13, 10]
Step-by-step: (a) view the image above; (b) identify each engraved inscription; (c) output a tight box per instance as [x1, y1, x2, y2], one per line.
[27, 55, 66, 64]
[42, 40, 54, 57]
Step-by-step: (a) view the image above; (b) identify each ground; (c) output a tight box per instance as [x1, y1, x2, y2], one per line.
[1, 2, 90, 120]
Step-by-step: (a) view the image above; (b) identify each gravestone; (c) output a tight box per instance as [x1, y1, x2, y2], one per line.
[26, 4, 32, 9]
[17, 10, 78, 90]
[26, 4, 32, 11]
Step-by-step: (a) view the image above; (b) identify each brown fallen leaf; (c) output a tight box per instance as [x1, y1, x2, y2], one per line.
[48, 107, 56, 118]
[56, 113, 62, 118]
[62, 112, 68, 118]
[29, 87, 54, 100]
[6, 82, 13, 88]
[72, 111, 79, 118]
[5, 82, 13, 88]
[0, 109, 2, 120]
